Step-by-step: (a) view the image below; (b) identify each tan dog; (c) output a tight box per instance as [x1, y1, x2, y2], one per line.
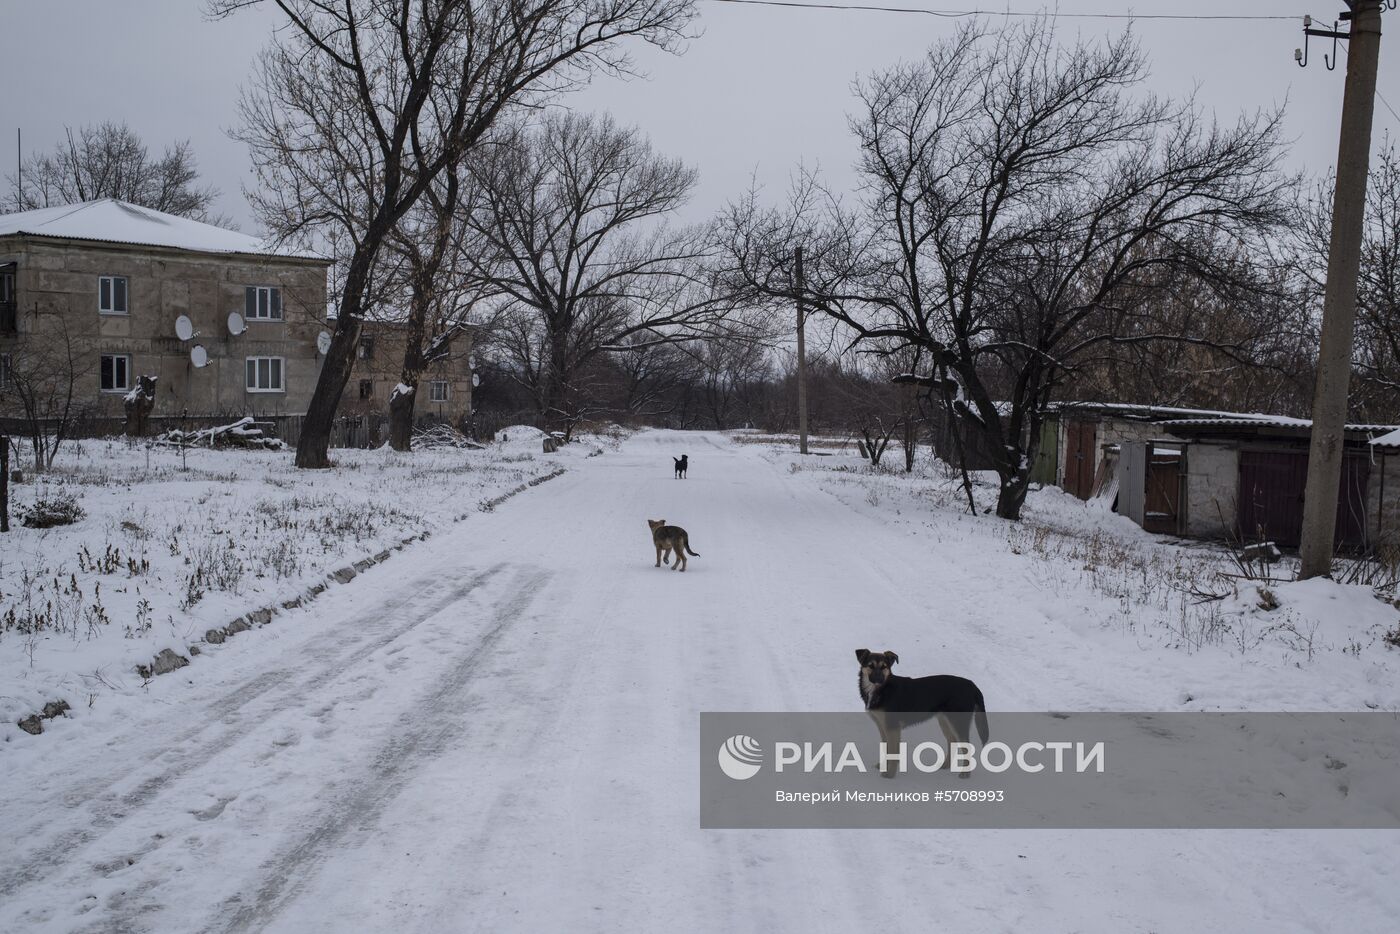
[648, 519, 700, 572]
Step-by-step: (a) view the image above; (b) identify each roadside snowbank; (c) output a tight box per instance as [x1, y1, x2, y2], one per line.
[752, 438, 1400, 712]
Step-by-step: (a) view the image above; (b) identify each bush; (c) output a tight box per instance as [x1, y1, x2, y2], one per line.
[1384, 623, 1400, 651]
[19, 490, 86, 528]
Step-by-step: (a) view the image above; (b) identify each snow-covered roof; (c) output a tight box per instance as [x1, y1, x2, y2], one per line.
[0, 199, 325, 262]
[1161, 416, 1397, 434]
[1053, 401, 1399, 439]
[1049, 401, 1312, 426]
[1370, 427, 1400, 447]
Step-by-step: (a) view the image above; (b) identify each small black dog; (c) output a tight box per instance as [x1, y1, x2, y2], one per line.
[673, 455, 688, 479]
[855, 649, 988, 778]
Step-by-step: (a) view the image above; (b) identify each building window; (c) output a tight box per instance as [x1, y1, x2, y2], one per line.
[0, 353, 11, 391]
[99, 276, 129, 315]
[245, 356, 285, 393]
[359, 379, 373, 400]
[0, 265, 14, 335]
[430, 380, 449, 402]
[358, 336, 375, 360]
[244, 286, 282, 321]
[100, 353, 131, 392]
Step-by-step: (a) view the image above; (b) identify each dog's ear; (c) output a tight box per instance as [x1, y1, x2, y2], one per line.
[883, 651, 899, 666]
[855, 649, 871, 664]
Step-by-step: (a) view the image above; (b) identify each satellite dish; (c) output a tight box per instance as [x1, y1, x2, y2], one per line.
[316, 331, 332, 355]
[227, 311, 247, 336]
[175, 315, 194, 341]
[471, 373, 480, 387]
[190, 344, 209, 368]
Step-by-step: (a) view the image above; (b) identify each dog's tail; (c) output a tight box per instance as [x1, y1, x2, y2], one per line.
[974, 689, 989, 744]
[684, 534, 700, 557]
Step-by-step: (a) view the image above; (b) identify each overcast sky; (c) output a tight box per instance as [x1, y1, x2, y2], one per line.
[2, 0, 1397, 232]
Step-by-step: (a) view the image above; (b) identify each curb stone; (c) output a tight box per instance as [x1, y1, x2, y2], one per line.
[473, 466, 566, 516]
[17, 700, 71, 736]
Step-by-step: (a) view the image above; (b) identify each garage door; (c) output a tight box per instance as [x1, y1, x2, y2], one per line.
[1237, 451, 1369, 549]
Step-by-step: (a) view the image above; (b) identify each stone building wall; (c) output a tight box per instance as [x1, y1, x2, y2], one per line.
[343, 321, 474, 427]
[0, 237, 328, 424]
[1182, 442, 1239, 539]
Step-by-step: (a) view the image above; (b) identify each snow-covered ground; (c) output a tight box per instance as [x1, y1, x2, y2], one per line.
[0, 428, 594, 729]
[1, 429, 1397, 932]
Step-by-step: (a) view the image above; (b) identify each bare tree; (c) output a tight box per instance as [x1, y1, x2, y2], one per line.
[877, 344, 927, 472]
[382, 165, 498, 451]
[217, 0, 696, 467]
[607, 337, 690, 422]
[1056, 264, 1313, 417]
[464, 111, 737, 432]
[1299, 139, 1400, 422]
[3, 316, 95, 471]
[721, 21, 1291, 519]
[7, 122, 224, 221]
[822, 353, 904, 467]
[694, 332, 771, 429]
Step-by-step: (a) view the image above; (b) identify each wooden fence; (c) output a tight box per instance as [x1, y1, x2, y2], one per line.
[0, 412, 476, 452]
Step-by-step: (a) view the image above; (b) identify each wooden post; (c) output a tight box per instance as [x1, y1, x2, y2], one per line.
[795, 246, 809, 455]
[1, 433, 9, 533]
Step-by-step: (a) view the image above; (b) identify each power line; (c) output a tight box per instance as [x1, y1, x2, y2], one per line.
[1331, 36, 1400, 127]
[1375, 87, 1400, 125]
[706, 2, 1399, 120]
[704, 0, 1302, 20]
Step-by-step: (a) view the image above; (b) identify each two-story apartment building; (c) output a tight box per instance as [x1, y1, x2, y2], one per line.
[342, 318, 475, 432]
[0, 199, 331, 433]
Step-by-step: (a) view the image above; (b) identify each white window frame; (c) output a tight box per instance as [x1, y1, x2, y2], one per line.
[98, 276, 129, 315]
[429, 380, 450, 402]
[245, 356, 286, 393]
[99, 353, 131, 393]
[245, 285, 283, 321]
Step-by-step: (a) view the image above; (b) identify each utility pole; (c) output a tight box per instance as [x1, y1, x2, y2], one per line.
[1298, 1, 1385, 579]
[1, 434, 9, 533]
[795, 246, 809, 455]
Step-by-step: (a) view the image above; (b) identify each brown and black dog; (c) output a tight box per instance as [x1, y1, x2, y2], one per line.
[855, 649, 988, 778]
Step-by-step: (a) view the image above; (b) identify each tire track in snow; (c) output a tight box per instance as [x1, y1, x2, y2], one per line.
[0, 562, 508, 901]
[200, 567, 553, 934]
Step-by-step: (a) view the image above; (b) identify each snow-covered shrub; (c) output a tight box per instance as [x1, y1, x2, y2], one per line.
[0, 568, 105, 646]
[1384, 622, 1400, 650]
[77, 543, 149, 576]
[181, 536, 246, 608]
[18, 490, 86, 528]
[260, 537, 302, 580]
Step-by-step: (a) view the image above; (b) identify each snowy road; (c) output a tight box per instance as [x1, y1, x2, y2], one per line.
[2, 430, 1396, 933]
